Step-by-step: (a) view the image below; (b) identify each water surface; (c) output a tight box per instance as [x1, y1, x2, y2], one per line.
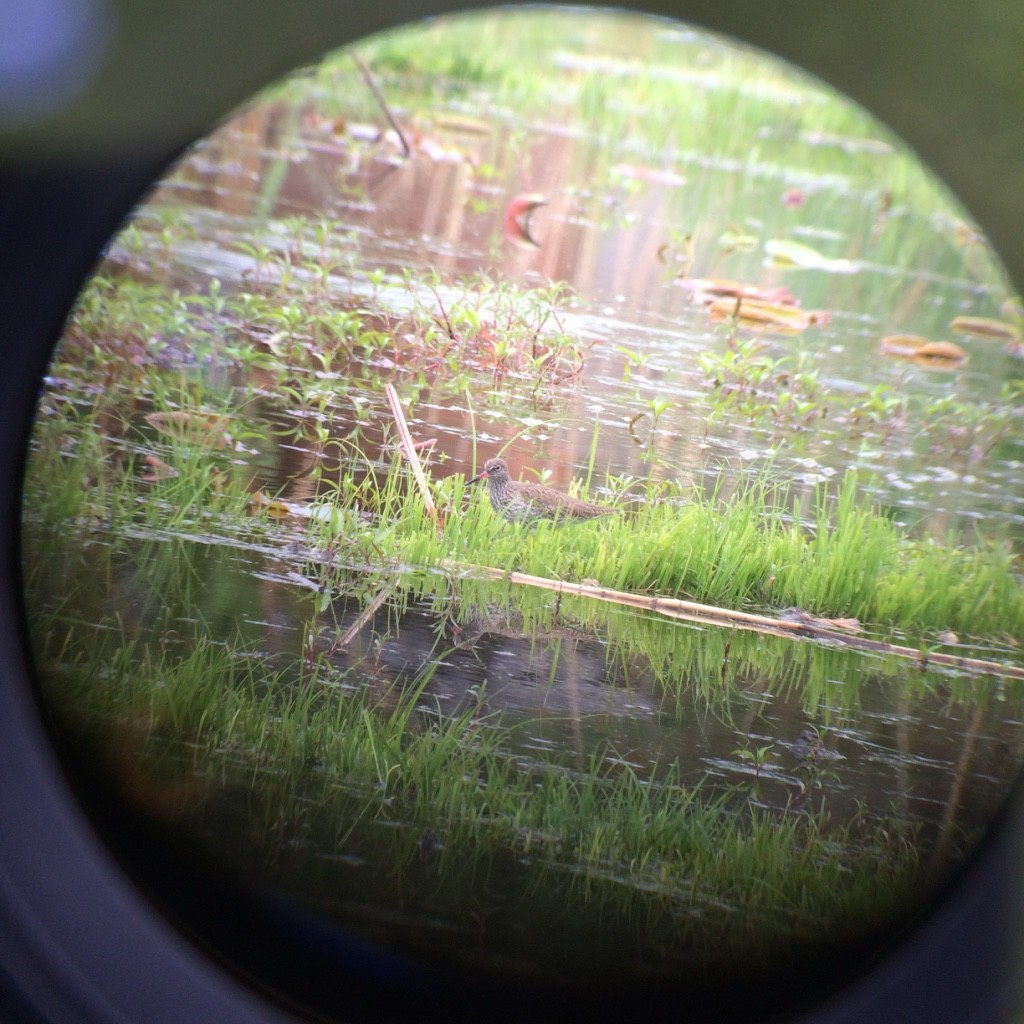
[22, 6, 1024, 1001]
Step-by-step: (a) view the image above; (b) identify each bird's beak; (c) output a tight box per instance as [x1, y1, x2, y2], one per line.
[468, 467, 489, 485]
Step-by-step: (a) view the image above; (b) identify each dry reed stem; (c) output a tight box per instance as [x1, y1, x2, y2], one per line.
[337, 586, 391, 649]
[350, 51, 412, 157]
[385, 383, 441, 532]
[466, 565, 1024, 681]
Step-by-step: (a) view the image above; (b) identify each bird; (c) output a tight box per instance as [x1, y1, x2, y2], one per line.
[792, 727, 823, 764]
[469, 457, 614, 526]
[790, 726, 843, 765]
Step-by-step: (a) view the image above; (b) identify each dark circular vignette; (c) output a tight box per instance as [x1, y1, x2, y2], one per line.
[2, 3, 1024, 1023]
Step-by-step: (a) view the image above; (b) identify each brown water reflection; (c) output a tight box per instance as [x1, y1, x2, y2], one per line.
[330, 593, 1022, 867]
[135, 59, 1024, 539]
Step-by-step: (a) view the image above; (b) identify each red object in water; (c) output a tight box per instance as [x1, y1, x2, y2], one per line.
[503, 193, 547, 247]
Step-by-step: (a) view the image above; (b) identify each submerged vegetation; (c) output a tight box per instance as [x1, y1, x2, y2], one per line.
[22, 6, 1024, 994]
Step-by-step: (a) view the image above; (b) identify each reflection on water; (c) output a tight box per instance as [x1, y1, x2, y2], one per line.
[23, 520, 1024, 981]
[373, 601, 1019, 858]
[132, 15, 1024, 537]
[22, 5, 1024, 1000]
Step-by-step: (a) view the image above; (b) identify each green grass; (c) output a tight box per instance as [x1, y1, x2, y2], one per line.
[20, 7, 1024, 981]
[315, 452, 1024, 643]
[29, 257, 1024, 718]
[29, 602, 929, 978]
[22, 371, 1003, 985]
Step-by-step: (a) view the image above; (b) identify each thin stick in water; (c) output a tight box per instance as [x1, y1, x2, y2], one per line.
[385, 383, 441, 531]
[350, 51, 412, 158]
[337, 586, 391, 649]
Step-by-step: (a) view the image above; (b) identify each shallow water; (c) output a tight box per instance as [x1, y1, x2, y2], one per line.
[23, 7, 1024, 994]
[119, 64, 1024, 537]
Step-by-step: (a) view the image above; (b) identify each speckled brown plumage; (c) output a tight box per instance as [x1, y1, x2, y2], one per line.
[469, 458, 613, 525]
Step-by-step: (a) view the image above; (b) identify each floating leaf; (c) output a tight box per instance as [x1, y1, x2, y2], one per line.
[248, 491, 297, 519]
[764, 238, 858, 274]
[880, 335, 966, 371]
[879, 334, 930, 356]
[912, 341, 968, 367]
[949, 316, 1021, 341]
[708, 296, 826, 335]
[503, 192, 546, 247]
[679, 277, 798, 307]
[145, 411, 232, 448]
[262, 499, 292, 520]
